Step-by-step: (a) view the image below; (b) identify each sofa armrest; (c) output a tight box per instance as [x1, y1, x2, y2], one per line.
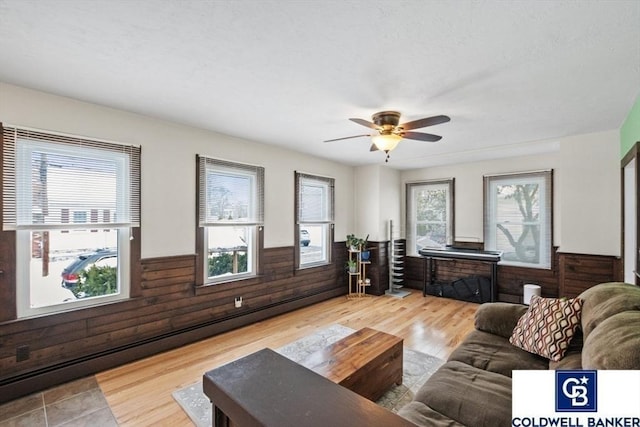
[474, 302, 528, 339]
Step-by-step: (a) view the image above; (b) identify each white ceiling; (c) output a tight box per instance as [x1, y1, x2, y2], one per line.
[0, 0, 639, 170]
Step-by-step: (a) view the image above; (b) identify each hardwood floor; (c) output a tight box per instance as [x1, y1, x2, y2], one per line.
[96, 290, 478, 426]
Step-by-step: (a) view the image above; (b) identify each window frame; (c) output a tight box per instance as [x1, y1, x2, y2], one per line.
[483, 170, 553, 269]
[196, 156, 264, 286]
[294, 172, 335, 270]
[406, 179, 455, 256]
[1, 124, 141, 318]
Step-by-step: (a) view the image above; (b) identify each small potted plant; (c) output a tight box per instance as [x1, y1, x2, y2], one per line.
[360, 234, 371, 261]
[346, 259, 358, 273]
[346, 234, 361, 251]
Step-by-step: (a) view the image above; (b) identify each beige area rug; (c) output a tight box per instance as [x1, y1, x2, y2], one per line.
[172, 324, 444, 427]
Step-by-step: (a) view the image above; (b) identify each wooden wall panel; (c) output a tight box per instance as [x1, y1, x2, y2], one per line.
[0, 231, 16, 322]
[363, 240, 390, 296]
[404, 256, 424, 291]
[0, 242, 347, 402]
[559, 253, 623, 298]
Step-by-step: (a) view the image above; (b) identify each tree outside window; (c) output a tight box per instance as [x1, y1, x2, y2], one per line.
[406, 180, 454, 256]
[484, 171, 552, 269]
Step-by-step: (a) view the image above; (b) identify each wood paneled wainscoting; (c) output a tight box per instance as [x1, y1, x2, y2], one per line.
[361, 240, 390, 296]
[404, 249, 622, 302]
[559, 253, 624, 298]
[0, 243, 347, 403]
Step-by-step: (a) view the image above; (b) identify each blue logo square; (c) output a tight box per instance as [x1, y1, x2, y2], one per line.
[555, 370, 597, 412]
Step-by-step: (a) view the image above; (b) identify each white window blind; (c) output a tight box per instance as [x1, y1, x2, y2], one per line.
[484, 170, 552, 269]
[296, 173, 334, 224]
[198, 157, 264, 226]
[2, 125, 141, 231]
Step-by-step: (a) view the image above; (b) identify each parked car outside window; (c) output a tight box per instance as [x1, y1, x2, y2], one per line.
[300, 229, 310, 246]
[61, 248, 117, 297]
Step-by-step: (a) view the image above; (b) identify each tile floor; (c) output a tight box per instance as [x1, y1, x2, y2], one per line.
[0, 376, 117, 427]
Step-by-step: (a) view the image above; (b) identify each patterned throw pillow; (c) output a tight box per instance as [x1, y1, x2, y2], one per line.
[509, 294, 583, 362]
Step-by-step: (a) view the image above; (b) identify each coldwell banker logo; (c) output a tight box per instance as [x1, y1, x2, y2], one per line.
[555, 370, 597, 412]
[512, 370, 640, 427]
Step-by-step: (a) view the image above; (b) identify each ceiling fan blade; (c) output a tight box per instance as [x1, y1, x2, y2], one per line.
[369, 144, 378, 152]
[401, 131, 442, 142]
[323, 134, 371, 142]
[400, 115, 450, 130]
[349, 118, 379, 130]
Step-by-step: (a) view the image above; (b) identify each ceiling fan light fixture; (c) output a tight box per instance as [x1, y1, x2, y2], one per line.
[372, 134, 402, 152]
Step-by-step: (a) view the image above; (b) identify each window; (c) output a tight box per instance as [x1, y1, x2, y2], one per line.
[484, 170, 552, 269]
[406, 179, 454, 256]
[2, 125, 140, 317]
[197, 157, 264, 284]
[295, 172, 334, 268]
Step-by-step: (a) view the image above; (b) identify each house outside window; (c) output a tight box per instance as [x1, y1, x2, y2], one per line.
[295, 172, 334, 269]
[2, 125, 140, 317]
[198, 157, 264, 283]
[484, 170, 553, 269]
[406, 179, 454, 256]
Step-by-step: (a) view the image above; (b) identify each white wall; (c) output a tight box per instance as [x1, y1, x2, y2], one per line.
[558, 130, 620, 256]
[399, 131, 621, 257]
[378, 166, 401, 241]
[0, 83, 355, 258]
[353, 165, 400, 242]
[354, 165, 380, 241]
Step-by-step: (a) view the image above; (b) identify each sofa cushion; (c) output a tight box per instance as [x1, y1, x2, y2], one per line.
[579, 282, 640, 340]
[397, 401, 465, 427]
[509, 294, 583, 361]
[582, 311, 640, 369]
[412, 361, 512, 427]
[474, 302, 529, 339]
[448, 330, 548, 376]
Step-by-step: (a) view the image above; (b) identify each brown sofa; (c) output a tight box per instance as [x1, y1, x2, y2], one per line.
[397, 282, 640, 427]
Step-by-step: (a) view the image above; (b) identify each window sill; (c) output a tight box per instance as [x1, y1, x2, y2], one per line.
[498, 261, 552, 270]
[295, 262, 331, 273]
[10, 295, 142, 323]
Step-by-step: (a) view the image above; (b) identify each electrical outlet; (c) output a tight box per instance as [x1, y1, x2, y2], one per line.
[234, 296, 242, 308]
[16, 345, 30, 362]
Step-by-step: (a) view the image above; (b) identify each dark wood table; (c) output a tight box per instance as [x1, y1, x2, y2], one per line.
[299, 327, 403, 401]
[203, 348, 415, 427]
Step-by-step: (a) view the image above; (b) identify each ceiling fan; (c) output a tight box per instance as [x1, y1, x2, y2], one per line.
[324, 111, 450, 162]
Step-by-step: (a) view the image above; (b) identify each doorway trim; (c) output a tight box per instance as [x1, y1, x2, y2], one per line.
[622, 142, 640, 285]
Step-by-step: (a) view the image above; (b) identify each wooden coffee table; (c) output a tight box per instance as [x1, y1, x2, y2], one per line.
[298, 327, 403, 401]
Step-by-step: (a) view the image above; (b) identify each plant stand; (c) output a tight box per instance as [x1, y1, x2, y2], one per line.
[348, 248, 370, 298]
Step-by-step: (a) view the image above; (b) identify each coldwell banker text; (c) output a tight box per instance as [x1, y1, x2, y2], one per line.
[512, 418, 640, 427]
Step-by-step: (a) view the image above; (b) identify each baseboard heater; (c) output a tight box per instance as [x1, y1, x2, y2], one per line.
[0, 287, 344, 404]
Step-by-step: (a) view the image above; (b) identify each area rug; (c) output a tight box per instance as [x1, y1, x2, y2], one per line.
[172, 324, 444, 427]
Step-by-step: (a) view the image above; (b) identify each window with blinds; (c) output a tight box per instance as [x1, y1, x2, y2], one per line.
[484, 170, 553, 269]
[1, 124, 141, 317]
[198, 156, 264, 282]
[295, 172, 334, 268]
[406, 179, 454, 256]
